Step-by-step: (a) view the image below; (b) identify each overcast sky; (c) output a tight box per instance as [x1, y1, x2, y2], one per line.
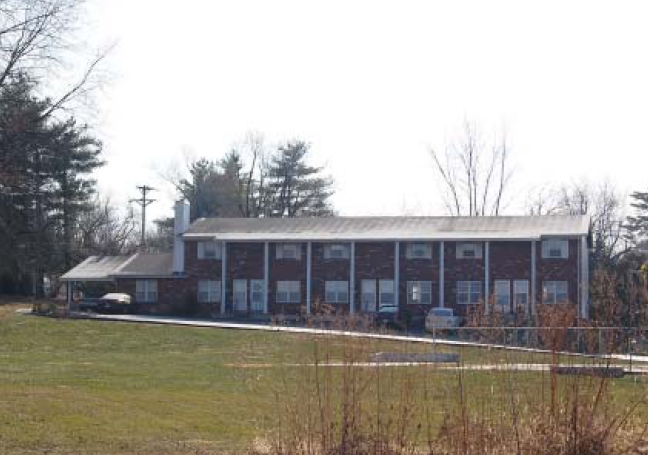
[83, 0, 648, 225]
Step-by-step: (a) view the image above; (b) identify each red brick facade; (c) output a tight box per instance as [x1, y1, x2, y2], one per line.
[115, 238, 584, 319]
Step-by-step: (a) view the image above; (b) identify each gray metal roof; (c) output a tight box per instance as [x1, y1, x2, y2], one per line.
[60, 256, 131, 282]
[112, 253, 174, 278]
[183, 215, 590, 241]
[61, 253, 175, 282]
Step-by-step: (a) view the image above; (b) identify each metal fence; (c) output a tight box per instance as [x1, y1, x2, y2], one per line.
[426, 326, 648, 356]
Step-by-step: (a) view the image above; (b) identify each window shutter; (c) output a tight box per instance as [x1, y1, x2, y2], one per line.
[197, 242, 204, 259]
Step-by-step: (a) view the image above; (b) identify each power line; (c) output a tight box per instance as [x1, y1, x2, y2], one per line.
[130, 185, 156, 249]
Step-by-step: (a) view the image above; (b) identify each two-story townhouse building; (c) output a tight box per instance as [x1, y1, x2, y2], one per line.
[61, 201, 591, 320]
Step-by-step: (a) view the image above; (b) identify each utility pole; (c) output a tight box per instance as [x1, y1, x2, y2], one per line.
[130, 185, 156, 249]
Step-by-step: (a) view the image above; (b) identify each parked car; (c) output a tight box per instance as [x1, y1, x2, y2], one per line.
[375, 304, 400, 329]
[95, 293, 133, 314]
[425, 307, 460, 332]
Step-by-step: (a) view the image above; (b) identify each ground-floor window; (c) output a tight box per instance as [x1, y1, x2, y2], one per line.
[407, 281, 432, 305]
[379, 279, 395, 307]
[361, 279, 376, 312]
[542, 281, 568, 304]
[457, 280, 481, 305]
[494, 280, 510, 309]
[513, 280, 529, 308]
[198, 279, 221, 303]
[136, 279, 158, 303]
[325, 280, 349, 304]
[277, 280, 300, 303]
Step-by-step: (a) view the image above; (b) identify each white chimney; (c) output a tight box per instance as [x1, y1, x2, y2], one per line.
[173, 200, 191, 274]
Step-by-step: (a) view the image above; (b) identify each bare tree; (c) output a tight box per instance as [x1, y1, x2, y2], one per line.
[429, 120, 511, 216]
[75, 196, 138, 257]
[526, 180, 628, 270]
[0, 0, 110, 116]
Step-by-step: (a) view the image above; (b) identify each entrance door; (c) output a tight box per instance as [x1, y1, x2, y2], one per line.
[250, 279, 264, 313]
[361, 279, 377, 313]
[233, 279, 247, 312]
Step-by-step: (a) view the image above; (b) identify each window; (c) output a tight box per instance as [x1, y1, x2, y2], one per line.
[361, 279, 376, 312]
[197, 241, 221, 259]
[542, 239, 569, 259]
[407, 281, 432, 305]
[325, 281, 349, 304]
[542, 281, 568, 304]
[276, 281, 300, 303]
[513, 280, 529, 308]
[276, 243, 301, 260]
[457, 280, 482, 304]
[379, 280, 395, 307]
[406, 243, 432, 259]
[494, 280, 510, 308]
[198, 280, 221, 303]
[456, 242, 483, 259]
[136, 280, 158, 303]
[324, 243, 350, 259]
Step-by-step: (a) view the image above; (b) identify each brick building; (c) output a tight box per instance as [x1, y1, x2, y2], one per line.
[61, 202, 591, 320]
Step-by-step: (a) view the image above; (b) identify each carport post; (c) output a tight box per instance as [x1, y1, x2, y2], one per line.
[221, 241, 227, 316]
[66, 281, 72, 312]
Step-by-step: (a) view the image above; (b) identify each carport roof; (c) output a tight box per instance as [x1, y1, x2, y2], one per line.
[60, 256, 131, 282]
[61, 252, 175, 281]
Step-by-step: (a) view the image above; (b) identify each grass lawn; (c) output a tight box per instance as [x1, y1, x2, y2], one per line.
[0, 302, 646, 454]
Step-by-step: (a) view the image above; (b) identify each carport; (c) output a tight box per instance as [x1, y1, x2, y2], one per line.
[59, 255, 134, 310]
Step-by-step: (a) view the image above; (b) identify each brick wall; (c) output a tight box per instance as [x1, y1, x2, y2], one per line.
[116, 237, 583, 319]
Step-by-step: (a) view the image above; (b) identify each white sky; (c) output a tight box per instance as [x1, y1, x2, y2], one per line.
[82, 0, 648, 225]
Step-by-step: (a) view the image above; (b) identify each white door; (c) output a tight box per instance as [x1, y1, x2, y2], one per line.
[233, 279, 247, 312]
[250, 279, 264, 312]
[361, 279, 377, 312]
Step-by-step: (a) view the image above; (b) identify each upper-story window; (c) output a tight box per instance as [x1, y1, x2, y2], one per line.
[406, 242, 432, 259]
[276, 243, 301, 260]
[542, 239, 569, 259]
[324, 243, 350, 259]
[197, 241, 221, 260]
[456, 242, 483, 259]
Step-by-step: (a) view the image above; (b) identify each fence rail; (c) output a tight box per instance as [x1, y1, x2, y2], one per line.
[428, 326, 648, 356]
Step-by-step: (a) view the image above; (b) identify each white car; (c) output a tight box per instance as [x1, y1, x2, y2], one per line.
[425, 307, 460, 332]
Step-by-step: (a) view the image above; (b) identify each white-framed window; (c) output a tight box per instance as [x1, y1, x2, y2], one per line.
[198, 280, 221, 303]
[136, 279, 158, 303]
[542, 281, 568, 304]
[542, 239, 569, 259]
[457, 280, 482, 304]
[325, 281, 349, 304]
[513, 280, 529, 308]
[407, 281, 432, 305]
[406, 242, 432, 259]
[276, 243, 301, 260]
[197, 241, 221, 259]
[361, 279, 377, 312]
[494, 280, 510, 308]
[456, 242, 483, 259]
[276, 281, 300, 303]
[379, 279, 395, 307]
[324, 243, 350, 259]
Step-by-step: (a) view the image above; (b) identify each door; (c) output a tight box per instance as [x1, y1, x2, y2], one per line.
[361, 279, 376, 312]
[250, 279, 264, 312]
[233, 279, 247, 312]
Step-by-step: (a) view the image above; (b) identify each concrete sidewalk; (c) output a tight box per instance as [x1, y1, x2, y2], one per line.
[57, 311, 648, 365]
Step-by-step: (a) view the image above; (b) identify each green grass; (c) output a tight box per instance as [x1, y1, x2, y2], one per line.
[0, 303, 645, 454]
